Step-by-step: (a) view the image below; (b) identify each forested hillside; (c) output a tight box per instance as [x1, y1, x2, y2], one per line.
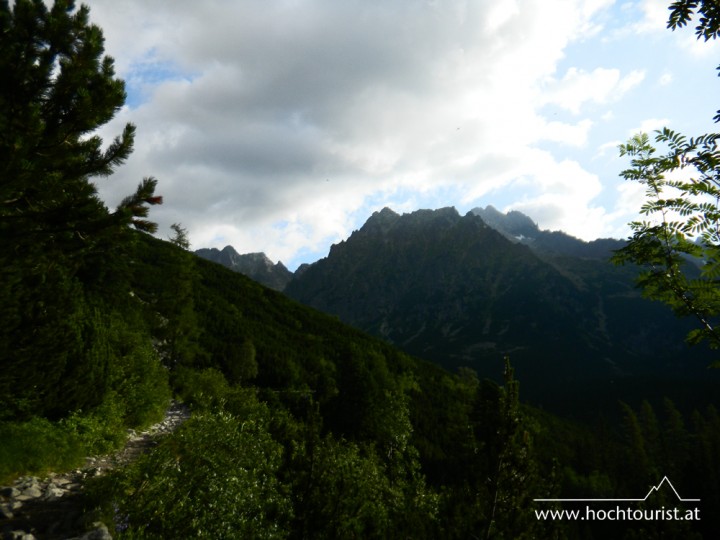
[2, 1, 719, 538]
[4, 228, 720, 537]
[285, 207, 720, 416]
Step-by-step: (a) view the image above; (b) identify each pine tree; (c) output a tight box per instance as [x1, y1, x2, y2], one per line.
[483, 358, 546, 539]
[0, 1, 162, 256]
[0, 0, 162, 418]
[169, 222, 190, 250]
[619, 402, 652, 492]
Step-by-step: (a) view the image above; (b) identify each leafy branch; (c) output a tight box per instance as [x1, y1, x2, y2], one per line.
[613, 130, 720, 354]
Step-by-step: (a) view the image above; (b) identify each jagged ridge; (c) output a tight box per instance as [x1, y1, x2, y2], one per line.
[194, 246, 293, 291]
[284, 207, 718, 413]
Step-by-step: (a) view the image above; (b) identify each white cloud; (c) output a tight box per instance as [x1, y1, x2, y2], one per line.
[81, 0, 663, 266]
[508, 157, 608, 239]
[629, 0, 669, 34]
[617, 69, 646, 93]
[628, 117, 671, 135]
[626, 0, 720, 57]
[485, 0, 520, 32]
[543, 119, 595, 146]
[540, 67, 645, 114]
[679, 31, 720, 57]
[458, 148, 609, 240]
[595, 139, 623, 158]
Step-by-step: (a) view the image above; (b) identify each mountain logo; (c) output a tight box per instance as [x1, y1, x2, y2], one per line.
[534, 476, 700, 502]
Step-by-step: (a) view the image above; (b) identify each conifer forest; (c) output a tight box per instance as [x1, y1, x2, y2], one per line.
[1, 1, 720, 538]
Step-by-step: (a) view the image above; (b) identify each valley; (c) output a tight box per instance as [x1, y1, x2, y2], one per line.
[203, 206, 720, 418]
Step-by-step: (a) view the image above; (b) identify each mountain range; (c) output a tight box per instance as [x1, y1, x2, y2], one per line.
[196, 206, 719, 415]
[471, 204, 626, 259]
[195, 246, 293, 291]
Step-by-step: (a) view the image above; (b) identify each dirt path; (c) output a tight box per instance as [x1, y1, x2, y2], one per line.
[0, 401, 190, 540]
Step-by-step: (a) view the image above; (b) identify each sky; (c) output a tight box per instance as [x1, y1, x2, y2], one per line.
[84, 0, 720, 270]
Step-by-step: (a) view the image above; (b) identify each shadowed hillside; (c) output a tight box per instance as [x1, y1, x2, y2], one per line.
[285, 207, 719, 415]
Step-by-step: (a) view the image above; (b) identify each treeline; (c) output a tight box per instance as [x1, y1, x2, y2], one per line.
[94, 236, 720, 538]
[116, 233, 554, 538]
[3, 219, 720, 537]
[2, 2, 719, 537]
[532, 399, 720, 539]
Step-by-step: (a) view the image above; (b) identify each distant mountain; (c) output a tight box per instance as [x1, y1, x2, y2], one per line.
[285, 207, 718, 414]
[471, 205, 626, 259]
[194, 246, 292, 291]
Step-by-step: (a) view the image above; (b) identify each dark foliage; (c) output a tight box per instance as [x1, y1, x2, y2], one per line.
[2, 2, 718, 539]
[0, 0, 162, 420]
[285, 207, 719, 417]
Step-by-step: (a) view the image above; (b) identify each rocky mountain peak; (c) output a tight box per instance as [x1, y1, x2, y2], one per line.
[373, 206, 400, 221]
[361, 206, 462, 235]
[471, 205, 538, 239]
[194, 247, 292, 291]
[470, 206, 625, 259]
[359, 207, 401, 236]
[284, 204, 715, 415]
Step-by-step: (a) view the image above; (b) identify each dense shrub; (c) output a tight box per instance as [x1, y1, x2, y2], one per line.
[0, 417, 85, 483]
[0, 308, 170, 483]
[90, 409, 292, 539]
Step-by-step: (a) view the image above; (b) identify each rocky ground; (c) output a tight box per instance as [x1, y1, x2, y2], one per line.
[0, 401, 190, 540]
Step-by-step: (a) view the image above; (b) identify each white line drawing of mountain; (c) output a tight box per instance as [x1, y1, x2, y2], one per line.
[642, 476, 700, 502]
[533, 476, 700, 502]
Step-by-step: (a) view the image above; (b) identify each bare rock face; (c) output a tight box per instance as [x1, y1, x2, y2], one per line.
[195, 246, 293, 290]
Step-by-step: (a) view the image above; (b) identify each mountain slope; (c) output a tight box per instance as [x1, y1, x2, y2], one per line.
[194, 245, 292, 290]
[471, 205, 626, 259]
[287, 208, 587, 364]
[285, 207, 718, 411]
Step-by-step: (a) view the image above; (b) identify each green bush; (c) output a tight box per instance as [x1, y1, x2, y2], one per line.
[0, 417, 85, 483]
[0, 387, 165, 484]
[171, 366, 232, 411]
[171, 366, 257, 417]
[293, 436, 393, 539]
[0, 395, 133, 484]
[105, 316, 170, 429]
[62, 399, 125, 457]
[90, 409, 292, 539]
[0, 312, 170, 483]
